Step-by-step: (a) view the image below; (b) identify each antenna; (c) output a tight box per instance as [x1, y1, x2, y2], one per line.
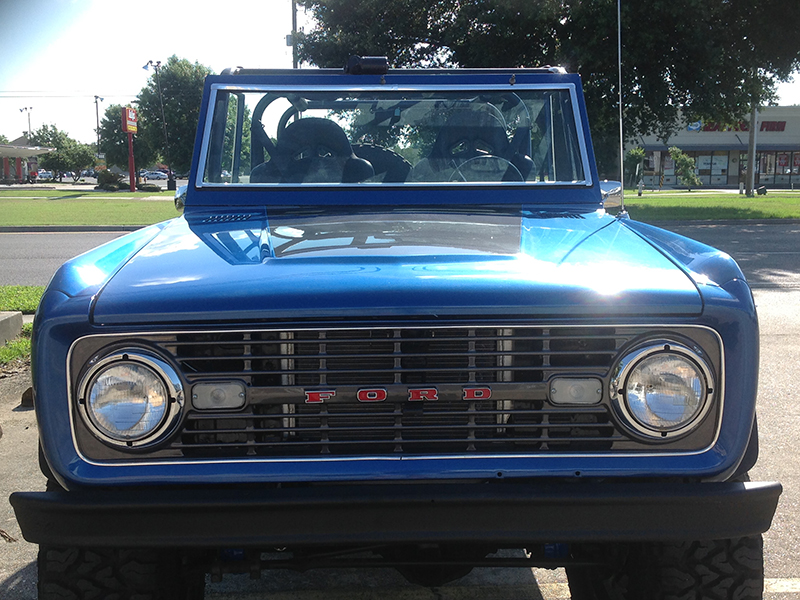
[617, 0, 626, 213]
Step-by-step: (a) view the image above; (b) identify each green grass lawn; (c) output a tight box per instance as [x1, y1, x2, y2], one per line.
[0, 286, 45, 314]
[2, 188, 800, 226]
[0, 286, 41, 367]
[620, 190, 800, 220]
[0, 189, 179, 226]
[0, 323, 32, 367]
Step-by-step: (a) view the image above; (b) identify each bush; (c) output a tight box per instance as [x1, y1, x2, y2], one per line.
[97, 170, 121, 186]
[98, 183, 121, 191]
[137, 183, 162, 192]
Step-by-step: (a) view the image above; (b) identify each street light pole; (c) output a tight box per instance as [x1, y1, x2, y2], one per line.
[144, 59, 176, 190]
[292, 0, 298, 69]
[19, 107, 33, 141]
[94, 96, 104, 157]
[617, 0, 625, 213]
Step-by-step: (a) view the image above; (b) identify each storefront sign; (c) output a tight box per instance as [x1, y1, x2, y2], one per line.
[700, 121, 749, 132]
[690, 120, 787, 133]
[760, 121, 786, 132]
[121, 107, 138, 134]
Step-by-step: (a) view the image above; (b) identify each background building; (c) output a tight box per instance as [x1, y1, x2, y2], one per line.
[635, 106, 800, 189]
[0, 137, 54, 184]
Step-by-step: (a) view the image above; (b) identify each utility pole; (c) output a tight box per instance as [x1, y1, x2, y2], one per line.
[746, 103, 758, 197]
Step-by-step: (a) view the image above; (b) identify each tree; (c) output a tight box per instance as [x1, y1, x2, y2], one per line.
[29, 125, 97, 181]
[669, 146, 701, 191]
[98, 104, 157, 172]
[297, 0, 800, 175]
[222, 96, 252, 177]
[137, 56, 213, 174]
[0, 134, 9, 145]
[624, 147, 646, 187]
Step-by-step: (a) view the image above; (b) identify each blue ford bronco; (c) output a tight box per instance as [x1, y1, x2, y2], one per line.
[11, 57, 781, 599]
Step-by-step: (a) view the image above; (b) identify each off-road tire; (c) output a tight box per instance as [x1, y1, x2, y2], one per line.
[38, 546, 205, 600]
[567, 536, 764, 600]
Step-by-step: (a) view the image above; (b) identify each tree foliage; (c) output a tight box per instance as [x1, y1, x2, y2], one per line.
[98, 104, 157, 171]
[137, 56, 213, 174]
[0, 134, 9, 145]
[298, 0, 800, 174]
[669, 146, 702, 190]
[222, 96, 252, 176]
[624, 147, 646, 187]
[29, 125, 97, 181]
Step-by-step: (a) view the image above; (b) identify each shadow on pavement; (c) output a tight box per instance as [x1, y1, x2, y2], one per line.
[0, 562, 37, 600]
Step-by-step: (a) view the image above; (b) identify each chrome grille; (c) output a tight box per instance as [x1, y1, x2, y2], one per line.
[175, 401, 619, 456]
[163, 327, 619, 386]
[150, 325, 630, 456]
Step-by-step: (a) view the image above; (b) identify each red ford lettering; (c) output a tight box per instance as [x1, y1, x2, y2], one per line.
[305, 390, 336, 403]
[463, 387, 492, 400]
[408, 388, 438, 401]
[357, 389, 387, 402]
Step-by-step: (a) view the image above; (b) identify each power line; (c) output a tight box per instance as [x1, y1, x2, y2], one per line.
[0, 93, 139, 99]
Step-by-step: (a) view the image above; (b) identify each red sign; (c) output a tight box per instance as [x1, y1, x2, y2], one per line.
[760, 121, 786, 132]
[794, 154, 800, 168]
[122, 107, 138, 133]
[701, 121, 749, 132]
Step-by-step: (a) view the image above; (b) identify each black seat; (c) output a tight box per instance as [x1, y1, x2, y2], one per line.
[416, 109, 532, 181]
[251, 118, 373, 184]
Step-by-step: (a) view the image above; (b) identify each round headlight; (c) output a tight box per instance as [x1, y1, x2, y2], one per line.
[611, 341, 714, 439]
[79, 349, 183, 447]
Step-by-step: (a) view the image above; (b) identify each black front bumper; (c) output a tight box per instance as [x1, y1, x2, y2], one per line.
[10, 480, 781, 548]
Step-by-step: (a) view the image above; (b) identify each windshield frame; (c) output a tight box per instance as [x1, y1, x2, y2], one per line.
[195, 82, 594, 191]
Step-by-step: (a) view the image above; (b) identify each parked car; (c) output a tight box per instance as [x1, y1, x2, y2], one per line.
[145, 170, 168, 180]
[12, 58, 781, 600]
[37, 170, 52, 179]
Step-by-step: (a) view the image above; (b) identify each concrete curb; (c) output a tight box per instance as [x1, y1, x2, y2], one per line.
[0, 312, 23, 346]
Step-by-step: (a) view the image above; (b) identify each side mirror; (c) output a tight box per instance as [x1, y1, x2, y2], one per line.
[174, 185, 187, 210]
[599, 180, 623, 208]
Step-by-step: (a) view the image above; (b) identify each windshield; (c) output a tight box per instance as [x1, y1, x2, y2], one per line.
[201, 86, 587, 187]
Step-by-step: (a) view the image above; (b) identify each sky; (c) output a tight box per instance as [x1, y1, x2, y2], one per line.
[2, 0, 800, 145]
[0, 0, 306, 144]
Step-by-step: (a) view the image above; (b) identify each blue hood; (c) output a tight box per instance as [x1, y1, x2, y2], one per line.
[90, 207, 702, 324]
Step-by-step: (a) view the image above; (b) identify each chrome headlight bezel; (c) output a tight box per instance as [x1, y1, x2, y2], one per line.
[76, 348, 184, 449]
[610, 340, 715, 440]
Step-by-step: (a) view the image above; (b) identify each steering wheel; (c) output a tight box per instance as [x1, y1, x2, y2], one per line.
[448, 155, 523, 182]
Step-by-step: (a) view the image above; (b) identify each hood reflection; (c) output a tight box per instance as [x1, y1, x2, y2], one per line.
[186, 206, 604, 265]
